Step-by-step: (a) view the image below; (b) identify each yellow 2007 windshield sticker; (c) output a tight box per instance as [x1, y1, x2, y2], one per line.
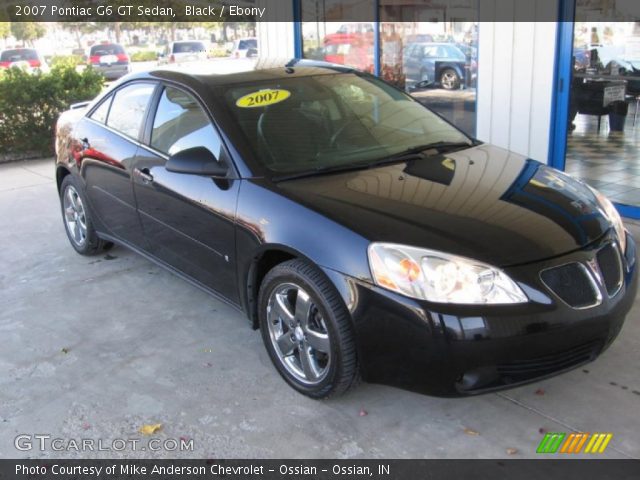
[236, 89, 291, 108]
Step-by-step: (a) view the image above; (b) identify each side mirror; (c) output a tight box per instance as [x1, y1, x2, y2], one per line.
[166, 147, 228, 177]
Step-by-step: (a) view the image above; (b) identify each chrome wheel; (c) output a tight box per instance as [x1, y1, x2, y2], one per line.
[63, 185, 87, 247]
[266, 283, 331, 385]
[440, 70, 458, 90]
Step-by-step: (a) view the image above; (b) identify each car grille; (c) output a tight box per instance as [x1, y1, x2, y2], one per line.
[596, 243, 623, 296]
[540, 243, 624, 309]
[540, 263, 599, 309]
[496, 341, 602, 380]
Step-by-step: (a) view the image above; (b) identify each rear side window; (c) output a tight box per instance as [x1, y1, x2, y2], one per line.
[238, 39, 257, 50]
[447, 47, 466, 61]
[173, 42, 205, 54]
[107, 83, 155, 139]
[89, 96, 112, 124]
[1, 49, 38, 61]
[90, 44, 125, 56]
[424, 46, 438, 57]
[150, 86, 223, 158]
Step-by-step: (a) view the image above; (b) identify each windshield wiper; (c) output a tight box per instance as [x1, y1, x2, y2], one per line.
[400, 140, 477, 156]
[273, 159, 399, 182]
[272, 141, 477, 182]
[337, 140, 476, 173]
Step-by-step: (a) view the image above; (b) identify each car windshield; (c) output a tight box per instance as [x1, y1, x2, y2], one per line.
[90, 44, 124, 55]
[174, 42, 205, 53]
[1, 49, 38, 61]
[219, 72, 470, 175]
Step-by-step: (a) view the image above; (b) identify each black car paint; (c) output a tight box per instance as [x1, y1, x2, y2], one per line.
[325, 229, 636, 395]
[55, 62, 637, 396]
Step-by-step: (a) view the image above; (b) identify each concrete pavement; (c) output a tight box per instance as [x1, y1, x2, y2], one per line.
[0, 159, 638, 459]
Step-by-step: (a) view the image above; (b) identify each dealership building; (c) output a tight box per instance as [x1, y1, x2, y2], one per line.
[256, 0, 640, 217]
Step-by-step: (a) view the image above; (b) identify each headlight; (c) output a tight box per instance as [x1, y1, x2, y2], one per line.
[368, 243, 528, 304]
[589, 186, 626, 253]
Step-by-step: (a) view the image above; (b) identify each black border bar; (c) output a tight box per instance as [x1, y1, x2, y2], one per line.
[1, 0, 640, 22]
[2, 459, 640, 480]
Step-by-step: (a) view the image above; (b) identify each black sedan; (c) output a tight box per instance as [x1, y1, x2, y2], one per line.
[55, 60, 637, 398]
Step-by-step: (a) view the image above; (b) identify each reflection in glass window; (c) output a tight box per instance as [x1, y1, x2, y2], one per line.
[301, 16, 375, 74]
[300, 1, 478, 137]
[107, 83, 155, 139]
[89, 96, 112, 124]
[379, 13, 478, 136]
[151, 87, 222, 158]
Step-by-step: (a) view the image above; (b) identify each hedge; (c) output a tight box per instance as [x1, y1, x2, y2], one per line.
[131, 50, 158, 62]
[48, 54, 85, 69]
[0, 64, 104, 157]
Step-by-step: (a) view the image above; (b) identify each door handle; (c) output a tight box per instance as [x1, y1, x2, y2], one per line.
[134, 167, 154, 184]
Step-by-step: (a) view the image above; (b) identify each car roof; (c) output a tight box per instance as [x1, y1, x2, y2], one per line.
[1, 47, 37, 52]
[123, 59, 357, 88]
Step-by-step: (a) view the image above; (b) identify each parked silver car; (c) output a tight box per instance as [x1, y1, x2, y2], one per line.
[88, 43, 130, 80]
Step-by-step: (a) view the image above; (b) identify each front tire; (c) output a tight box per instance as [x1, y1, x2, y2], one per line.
[258, 259, 358, 398]
[59, 175, 110, 255]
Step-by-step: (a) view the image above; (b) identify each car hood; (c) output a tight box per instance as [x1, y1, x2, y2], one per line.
[276, 144, 612, 267]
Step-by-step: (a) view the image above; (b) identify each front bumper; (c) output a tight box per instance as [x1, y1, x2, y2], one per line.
[324, 231, 637, 396]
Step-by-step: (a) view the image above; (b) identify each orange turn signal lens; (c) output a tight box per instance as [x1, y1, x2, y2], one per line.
[399, 258, 421, 282]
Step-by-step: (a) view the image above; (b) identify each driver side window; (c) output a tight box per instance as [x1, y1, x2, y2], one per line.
[150, 86, 223, 159]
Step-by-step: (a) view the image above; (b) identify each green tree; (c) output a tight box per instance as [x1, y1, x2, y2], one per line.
[59, 22, 99, 48]
[10, 22, 46, 46]
[0, 22, 9, 40]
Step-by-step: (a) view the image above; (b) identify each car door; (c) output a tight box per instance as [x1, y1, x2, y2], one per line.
[79, 81, 157, 248]
[403, 44, 420, 81]
[132, 84, 240, 303]
[423, 46, 439, 81]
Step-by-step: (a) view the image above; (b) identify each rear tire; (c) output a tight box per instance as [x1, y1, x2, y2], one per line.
[59, 175, 110, 255]
[440, 68, 461, 90]
[258, 259, 359, 398]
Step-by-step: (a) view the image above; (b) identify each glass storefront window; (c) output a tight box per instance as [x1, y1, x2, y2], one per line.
[300, 1, 478, 137]
[378, 13, 478, 136]
[565, 16, 640, 207]
[301, 21, 375, 74]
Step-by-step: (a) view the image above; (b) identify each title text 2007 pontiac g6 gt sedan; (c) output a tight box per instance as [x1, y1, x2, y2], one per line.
[55, 60, 637, 398]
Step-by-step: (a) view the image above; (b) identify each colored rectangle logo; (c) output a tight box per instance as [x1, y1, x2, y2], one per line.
[536, 433, 613, 454]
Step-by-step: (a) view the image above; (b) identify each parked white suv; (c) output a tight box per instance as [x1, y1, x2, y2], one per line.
[230, 38, 258, 58]
[159, 41, 208, 65]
